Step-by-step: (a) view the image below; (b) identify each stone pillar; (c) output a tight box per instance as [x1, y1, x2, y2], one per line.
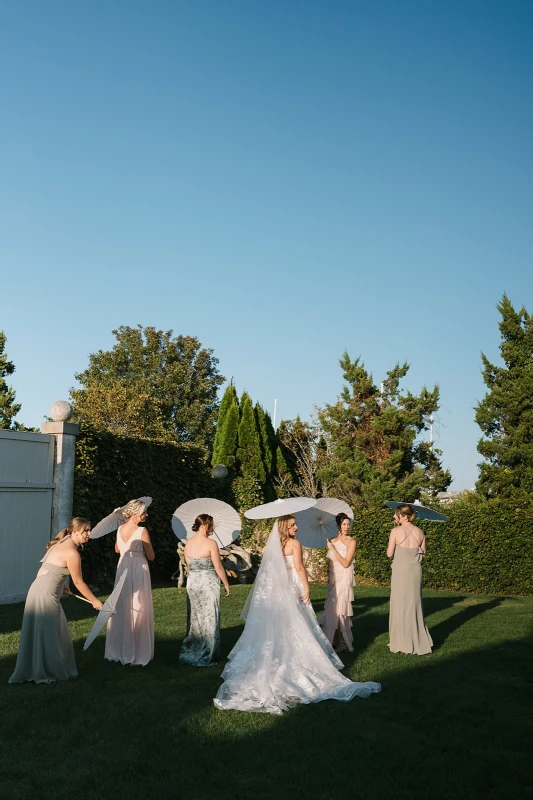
[41, 401, 79, 536]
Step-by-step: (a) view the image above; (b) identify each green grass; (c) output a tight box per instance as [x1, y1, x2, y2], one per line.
[1, 584, 532, 800]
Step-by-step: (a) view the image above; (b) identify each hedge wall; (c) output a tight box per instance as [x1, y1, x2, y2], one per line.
[353, 503, 533, 596]
[74, 426, 217, 585]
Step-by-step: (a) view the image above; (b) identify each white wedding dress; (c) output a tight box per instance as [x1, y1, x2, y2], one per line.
[214, 522, 381, 715]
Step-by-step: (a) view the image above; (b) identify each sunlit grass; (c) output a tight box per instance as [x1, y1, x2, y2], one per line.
[1, 584, 532, 800]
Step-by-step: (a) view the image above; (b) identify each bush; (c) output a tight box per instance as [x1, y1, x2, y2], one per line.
[353, 500, 533, 596]
[74, 425, 215, 584]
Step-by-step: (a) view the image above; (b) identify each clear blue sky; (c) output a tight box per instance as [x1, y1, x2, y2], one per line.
[2, 1, 532, 490]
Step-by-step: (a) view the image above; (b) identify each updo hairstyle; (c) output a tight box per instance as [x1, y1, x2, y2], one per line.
[335, 512, 351, 530]
[122, 499, 147, 520]
[396, 504, 417, 523]
[191, 514, 214, 534]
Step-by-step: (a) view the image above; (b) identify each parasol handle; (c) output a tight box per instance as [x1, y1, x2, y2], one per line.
[64, 587, 92, 604]
[214, 530, 225, 549]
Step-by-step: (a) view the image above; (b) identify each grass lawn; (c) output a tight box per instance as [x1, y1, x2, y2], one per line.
[1, 584, 532, 800]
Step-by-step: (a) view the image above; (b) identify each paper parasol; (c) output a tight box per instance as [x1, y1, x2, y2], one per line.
[384, 501, 448, 522]
[90, 496, 153, 539]
[83, 569, 128, 650]
[244, 497, 317, 520]
[172, 498, 240, 549]
[294, 497, 354, 549]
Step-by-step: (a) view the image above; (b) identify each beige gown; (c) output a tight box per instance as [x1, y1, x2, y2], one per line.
[9, 552, 77, 684]
[389, 528, 433, 655]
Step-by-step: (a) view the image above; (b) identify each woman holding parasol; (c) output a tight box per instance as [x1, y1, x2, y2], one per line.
[105, 498, 155, 667]
[9, 518, 103, 685]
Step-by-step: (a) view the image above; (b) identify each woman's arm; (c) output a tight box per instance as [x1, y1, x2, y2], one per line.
[290, 540, 310, 604]
[420, 533, 427, 557]
[386, 529, 397, 559]
[210, 541, 230, 596]
[328, 538, 356, 568]
[141, 529, 155, 561]
[66, 549, 103, 609]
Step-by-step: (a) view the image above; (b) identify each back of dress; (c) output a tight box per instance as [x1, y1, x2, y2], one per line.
[116, 526, 146, 560]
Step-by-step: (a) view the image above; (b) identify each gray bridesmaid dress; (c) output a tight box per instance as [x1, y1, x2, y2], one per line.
[179, 557, 221, 667]
[9, 564, 78, 684]
[389, 545, 433, 655]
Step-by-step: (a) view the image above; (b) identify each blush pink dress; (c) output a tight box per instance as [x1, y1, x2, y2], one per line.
[319, 539, 355, 652]
[105, 526, 154, 666]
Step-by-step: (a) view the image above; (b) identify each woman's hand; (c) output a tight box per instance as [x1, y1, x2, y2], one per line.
[92, 599, 103, 611]
[224, 586, 230, 597]
[300, 591, 310, 604]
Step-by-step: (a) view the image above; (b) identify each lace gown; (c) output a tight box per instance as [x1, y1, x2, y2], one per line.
[214, 525, 380, 715]
[319, 540, 355, 652]
[105, 526, 154, 666]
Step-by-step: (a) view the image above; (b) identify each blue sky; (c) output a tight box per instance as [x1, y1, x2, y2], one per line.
[1, 0, 532, 489]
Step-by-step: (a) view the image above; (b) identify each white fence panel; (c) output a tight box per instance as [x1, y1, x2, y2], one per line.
[0, 430, 55, 604]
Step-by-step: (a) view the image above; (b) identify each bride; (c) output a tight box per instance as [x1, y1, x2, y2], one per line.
[214, 514, 380, 714]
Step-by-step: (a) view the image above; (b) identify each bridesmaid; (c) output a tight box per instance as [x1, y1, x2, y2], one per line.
[179, 513, 230, 667]
[105, 499, 155, 666]
[387, 504, 433, 655]
[319, 513, 356, 652]
[9, 518, 103, 685]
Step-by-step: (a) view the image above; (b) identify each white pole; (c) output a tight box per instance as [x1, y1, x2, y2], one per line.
[429, 415, 434, 446]
[273, 399, 278, 430]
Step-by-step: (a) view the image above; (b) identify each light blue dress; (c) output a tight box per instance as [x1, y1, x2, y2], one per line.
[179, 557, 221, 667]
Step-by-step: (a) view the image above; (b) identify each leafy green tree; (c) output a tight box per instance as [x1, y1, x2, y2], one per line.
[475, 295, 533, 499]
[237, 392, 266, 484]
[318, 352, 451, 507]
[212, 385, 240, 469]
[71, 325, 225, 449]
[0, 331, 22, 429]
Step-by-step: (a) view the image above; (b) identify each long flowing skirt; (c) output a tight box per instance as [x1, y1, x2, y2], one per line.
[9, 565, 77, 684]
[179, 564, 221, 667]
[105, 554, 154, 666]
[389, 547, 433, 655]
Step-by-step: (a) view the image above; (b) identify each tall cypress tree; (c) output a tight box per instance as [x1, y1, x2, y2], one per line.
[212, 384, 239, 467]
[237, 392, 266, 483]
[0, 331, 21, 429]
[475, 295, 533, 498]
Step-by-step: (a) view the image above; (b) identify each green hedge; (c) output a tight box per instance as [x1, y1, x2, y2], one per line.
[74, 426, 216, 585]
[353, 503, 533, 596]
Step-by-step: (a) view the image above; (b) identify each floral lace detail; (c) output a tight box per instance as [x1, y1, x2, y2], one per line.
[214, 523, 380, 714]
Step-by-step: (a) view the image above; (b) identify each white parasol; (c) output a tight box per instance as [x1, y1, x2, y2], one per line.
[244, 497, 317, 520]
[385, 500, 448, 522]
[294, 497, 354, 549]
[90, 497, 153, 539]
[172, 498, 240, 549]
[83, 569, 129, 650]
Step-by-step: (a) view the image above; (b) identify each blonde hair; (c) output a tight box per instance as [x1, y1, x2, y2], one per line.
[278, 515, 295, 550]
[46, 517, 91, 549]
[122, 499, 147, 520]
[396, 504, 416, 523]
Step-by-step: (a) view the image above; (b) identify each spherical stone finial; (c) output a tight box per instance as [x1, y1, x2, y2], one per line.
[212, 464, 229, 480]
[50, 400, 73, 422]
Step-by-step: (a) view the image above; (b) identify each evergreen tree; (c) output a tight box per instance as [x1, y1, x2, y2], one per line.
[212, 385, 239, 467]
[214, 392, 240, 470]
[0, 331, 22, 429]
[318, 352, 451, 507]
[475, 295, 533, 498]
[237, 392, 266, 484]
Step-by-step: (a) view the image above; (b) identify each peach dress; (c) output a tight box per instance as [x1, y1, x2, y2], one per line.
[105, 526, 154, 666]
[319, 540, 355, 652]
